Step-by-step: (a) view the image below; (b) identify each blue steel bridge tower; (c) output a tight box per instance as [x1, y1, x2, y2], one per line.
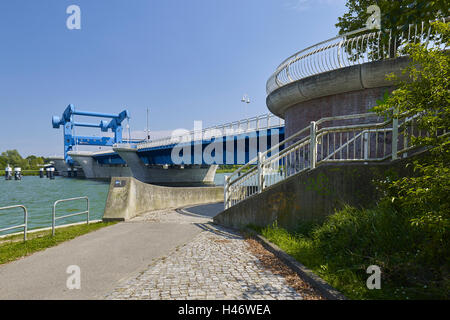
[52, 104, 131, 165]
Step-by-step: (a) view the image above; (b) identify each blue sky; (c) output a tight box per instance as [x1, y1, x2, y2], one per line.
[0, 0, 347, 157]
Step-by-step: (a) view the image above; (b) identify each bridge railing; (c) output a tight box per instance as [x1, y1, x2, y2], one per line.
[136, 113, 284, 150]
[224, 112, 443, 209]
[267, 17, 449, 95]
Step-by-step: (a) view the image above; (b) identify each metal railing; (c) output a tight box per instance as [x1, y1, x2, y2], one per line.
[136, 113, 284, 150]
[52, 197, 89, 236]
[0, 205, 28, 241]
[224, 112, 441, 209]
[267, 17, 449, 95]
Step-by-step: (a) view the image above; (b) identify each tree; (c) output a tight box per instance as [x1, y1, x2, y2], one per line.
[336, 1, 449, 60]
[26, 155, 44, 170]
[373, 21, 449, 259]
[1, 150, 25, 168]
[0, 150, 45, 170]
[0, 156, 6, 170]
[336, 0, 448, 35]
[373, 21, 449, 154]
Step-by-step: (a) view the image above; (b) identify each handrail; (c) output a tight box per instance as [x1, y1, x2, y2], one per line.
[229, 112, 381, 181]
[0, 205, 28, 241]
[52, 197, 89, 236]
[226, 125, 310, 183]
[267, 17, 449, 95]
[224, 111, 439, 209]
[136, 113, 284, 150]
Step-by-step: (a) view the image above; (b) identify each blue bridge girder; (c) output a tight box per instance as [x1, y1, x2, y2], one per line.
[134, 127, 285, 165]
[92, 126, 284, 166]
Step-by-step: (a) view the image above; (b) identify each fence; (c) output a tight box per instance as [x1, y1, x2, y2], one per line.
[0, 197, 92, 240]
[0, 205, 28, 241]
[267, 17, 449, 95]
[52, 197, 90, 236]
[224, 112, 443, 209]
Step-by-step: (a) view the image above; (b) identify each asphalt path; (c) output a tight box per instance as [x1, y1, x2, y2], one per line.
[0, 203, 224, 300]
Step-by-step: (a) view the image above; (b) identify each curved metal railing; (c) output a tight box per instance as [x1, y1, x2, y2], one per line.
[136, 113, 284, 150]
[267, 17, 449, 95]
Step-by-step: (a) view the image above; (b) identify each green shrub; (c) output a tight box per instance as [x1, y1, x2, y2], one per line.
[262, 204, 449, 299]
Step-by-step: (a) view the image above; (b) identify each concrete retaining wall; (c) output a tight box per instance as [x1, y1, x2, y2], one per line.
[214, 159, 414, 232]
[103, 177, 224, 221]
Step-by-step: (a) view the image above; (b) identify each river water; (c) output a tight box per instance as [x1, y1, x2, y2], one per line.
[0, 173, 228, 236]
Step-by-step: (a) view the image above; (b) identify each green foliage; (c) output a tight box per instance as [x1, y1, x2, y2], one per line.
[0, 149, 46, 172]
[373, 22, 449, 146]
[373, 21, 450, 248]
[217, 165, 242, 173]
[262, 205, 449, 299]
[336, 1, 449, 59]
[336, 0, 448, 35]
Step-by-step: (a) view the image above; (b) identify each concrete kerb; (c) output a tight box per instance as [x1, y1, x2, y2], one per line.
[245, 228, 347, 300]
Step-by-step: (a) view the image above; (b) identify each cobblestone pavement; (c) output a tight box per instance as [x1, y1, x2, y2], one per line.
[105, 207, 312, 300]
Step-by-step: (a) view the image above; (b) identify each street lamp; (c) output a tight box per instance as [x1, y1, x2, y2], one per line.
[146, 107, 150, 141]
[241, 93, 250, 119]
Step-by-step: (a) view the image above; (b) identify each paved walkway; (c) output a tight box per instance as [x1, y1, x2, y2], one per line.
[105, 223, 303, 300]
[0, 208, 210, 300]
[0, 202, 319, 300]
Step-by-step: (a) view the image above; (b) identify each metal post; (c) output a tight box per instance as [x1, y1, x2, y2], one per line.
[24, 207, 27, 241]
[87, 198, 90, 225]
[392, 117, 399, 160]
[52, 197, 89, 236]
[52, 203, 56, 236]
[224, 175, 229, 210]
[146, 107, 150, 141]
[363, 131, 369, 160]
[257, 152, 265, 193]
[0, 205, 28, 241]
[310, 121, 317, 169]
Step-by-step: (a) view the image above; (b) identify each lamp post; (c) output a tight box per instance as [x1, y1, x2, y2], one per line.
[146, 108, 150, 141]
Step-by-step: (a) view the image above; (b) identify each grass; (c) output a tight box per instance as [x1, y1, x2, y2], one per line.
[215, 169, 235, 173]
[0, 221, 117, 265]
[217, 165, 254, 174]
[254, 205, 449, 300]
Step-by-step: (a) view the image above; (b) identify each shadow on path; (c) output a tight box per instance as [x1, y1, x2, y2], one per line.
[176, 202, 224, 218]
